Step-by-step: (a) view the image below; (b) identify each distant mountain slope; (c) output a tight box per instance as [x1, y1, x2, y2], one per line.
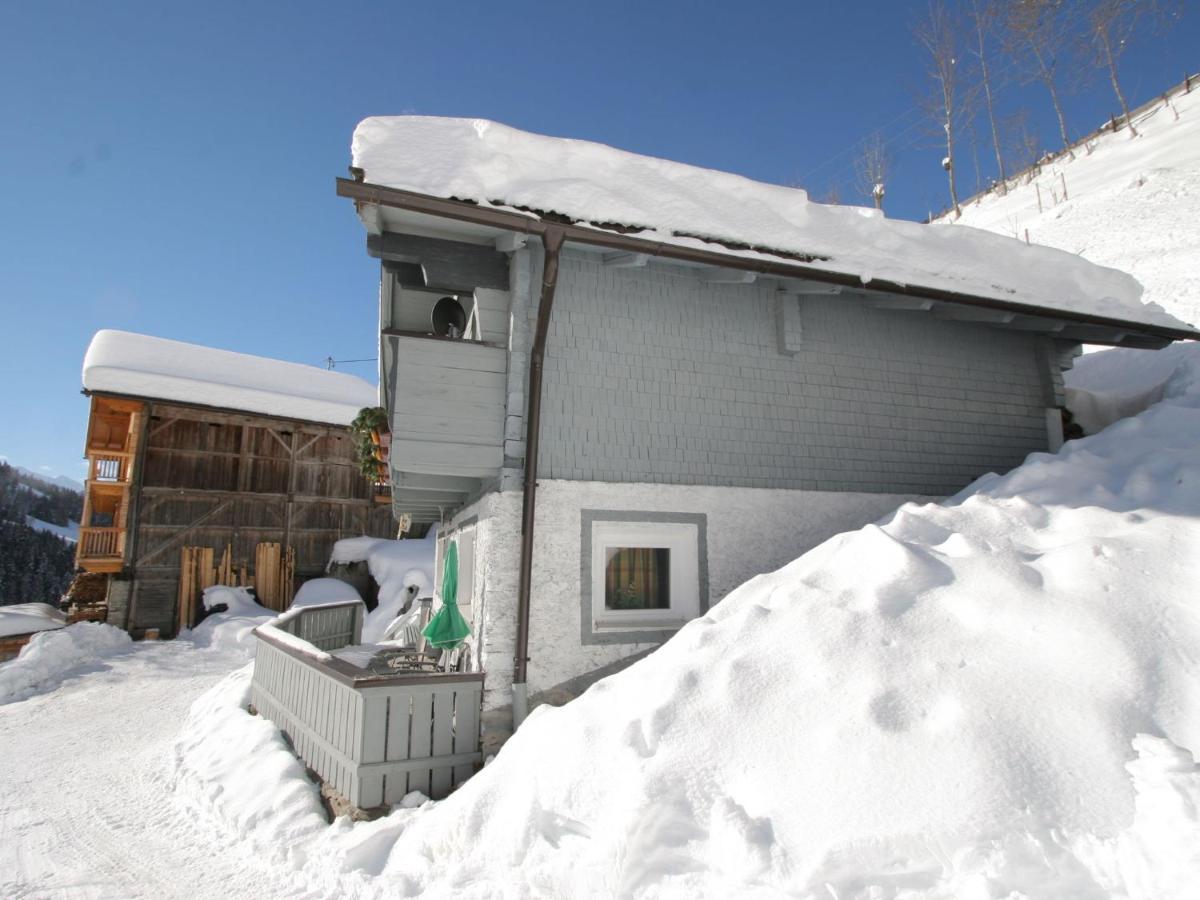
[0, 463, 82, 606]
[942, 82, 1200, 330]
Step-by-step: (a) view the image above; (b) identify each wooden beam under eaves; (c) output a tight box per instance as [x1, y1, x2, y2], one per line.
[602, 252, 649, 268]
[869, 298, 936, 312]
[700, 267, 756, 284]
[1059, 326, 1129, 344]
[494, 233, 527, 253]
[1006, 316, 1067, 333]
[357, 202, 384, 236]
[779, 278, 842, 295]
[936, 306, 1017, 324]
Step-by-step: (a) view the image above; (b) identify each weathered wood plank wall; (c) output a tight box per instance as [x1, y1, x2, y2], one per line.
[118, 399, 394, 636]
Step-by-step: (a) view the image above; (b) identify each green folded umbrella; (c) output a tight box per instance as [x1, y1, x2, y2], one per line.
[422, 540, 471, 650]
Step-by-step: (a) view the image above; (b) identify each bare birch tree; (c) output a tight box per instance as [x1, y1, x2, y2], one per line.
[914, 0, 967, 218]
[1004, 0, 1075, 154]
[966, 0, 1008, 184]
[853, 133, 892, 210]
[1086, 0, 1180, 136]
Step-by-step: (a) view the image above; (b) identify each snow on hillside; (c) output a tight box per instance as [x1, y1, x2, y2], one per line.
[24, 515, 79, 543]
[946, 83, 1200, 329]
[164, 344, 1200, 898]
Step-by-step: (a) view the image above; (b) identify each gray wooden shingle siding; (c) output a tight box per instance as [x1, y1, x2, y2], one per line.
[536, 254, 1061, 495]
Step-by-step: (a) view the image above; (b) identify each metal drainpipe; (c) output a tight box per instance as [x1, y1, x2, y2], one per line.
[512, 225, 566, 730]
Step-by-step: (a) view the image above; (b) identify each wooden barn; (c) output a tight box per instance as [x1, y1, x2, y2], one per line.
[77, 330, 394, 637]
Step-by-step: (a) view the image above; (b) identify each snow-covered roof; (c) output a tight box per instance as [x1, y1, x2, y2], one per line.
[82, 330, 378, 426]
[352, 116, 1194, 334]
[0, 603, 66, 638]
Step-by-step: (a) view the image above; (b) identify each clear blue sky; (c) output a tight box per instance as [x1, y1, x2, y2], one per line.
[1, 0, 1194, 481]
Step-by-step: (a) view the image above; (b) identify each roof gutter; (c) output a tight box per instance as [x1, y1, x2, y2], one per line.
[336, 178, 1200, 343]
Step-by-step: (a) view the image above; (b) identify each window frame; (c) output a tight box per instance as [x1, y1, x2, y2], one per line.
[580, 510, 708, 646]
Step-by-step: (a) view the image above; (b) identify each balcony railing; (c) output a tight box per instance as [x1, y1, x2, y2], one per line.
[88, 452, 133, 484]
[251, 601, 483, 808]
[78, 527, 124, 560]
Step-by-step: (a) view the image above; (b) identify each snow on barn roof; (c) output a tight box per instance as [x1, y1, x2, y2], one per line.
[82, 330, 378, 426]
[352, 116, 1194, 334]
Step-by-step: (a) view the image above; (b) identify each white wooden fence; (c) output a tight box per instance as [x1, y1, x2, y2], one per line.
[250, 600, 483, 808]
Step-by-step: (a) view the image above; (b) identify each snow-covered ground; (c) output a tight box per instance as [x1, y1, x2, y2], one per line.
[945, 82, 1200, 329]
[0, 619, 339, 899]
[5, 345, 1200, 897]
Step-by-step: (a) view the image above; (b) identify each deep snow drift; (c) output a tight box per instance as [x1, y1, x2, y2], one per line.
[0, 622, 131, 705]
[947, 82, 1200, 329]
[174, 344, 1200, 898]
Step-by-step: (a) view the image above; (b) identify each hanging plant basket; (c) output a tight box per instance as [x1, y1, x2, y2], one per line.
[351, 407, 390, 481]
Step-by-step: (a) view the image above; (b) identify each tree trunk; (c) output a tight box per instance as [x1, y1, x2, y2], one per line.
[1030, 42, 1072, 153]
[945, 118, 960, 217]
[973, 4, 1006, 182]
[1100, 31, 1137, 136]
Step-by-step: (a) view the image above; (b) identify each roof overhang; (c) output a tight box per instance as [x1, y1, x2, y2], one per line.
[337, 178, 1198, 348]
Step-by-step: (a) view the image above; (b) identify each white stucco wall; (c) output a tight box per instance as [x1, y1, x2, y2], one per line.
[448, 480, 930, 710]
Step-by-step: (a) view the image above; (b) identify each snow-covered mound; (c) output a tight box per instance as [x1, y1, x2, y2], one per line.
[330, 531, 436, 643]
[181, 586, 274, 657]
[948, 84, 1200, 329]
[0, 602, 67, 638]
[365, 345, 1200, 897]
[82, 330, 379, 426]
[352, 117, 1191, 333]
[0, 622, 131, 705]
[1066, 342, 1199, 434]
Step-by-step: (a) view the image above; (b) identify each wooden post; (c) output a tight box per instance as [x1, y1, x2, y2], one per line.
[1035, 183, 1043, 213]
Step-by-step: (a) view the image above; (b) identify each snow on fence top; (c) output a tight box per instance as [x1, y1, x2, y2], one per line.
[353, 116, 1193, 332]
[82, 330, 378, 426]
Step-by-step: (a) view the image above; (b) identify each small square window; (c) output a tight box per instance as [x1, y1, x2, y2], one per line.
[605, 547, 671, 611]
[582, 514, 707, 643]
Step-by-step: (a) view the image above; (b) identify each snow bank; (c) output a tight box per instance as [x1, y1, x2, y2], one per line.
[171, 663, 435, 881]
[352, 117, 1192, 333]
[0, 622, 131, 704]
[0, 602, 67, 638]
[1066, 342, 1200, 434]
[180, 586, 274, 657]
[368, 343, 1200, 897]
[947, 83, 1200, 329]
[82, 330, 379, 426]
[171, 665, 329, 857]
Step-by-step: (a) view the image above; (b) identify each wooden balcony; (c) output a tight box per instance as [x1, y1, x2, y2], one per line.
[77, 527, 126, 573]
[76, 396, 143, 574]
